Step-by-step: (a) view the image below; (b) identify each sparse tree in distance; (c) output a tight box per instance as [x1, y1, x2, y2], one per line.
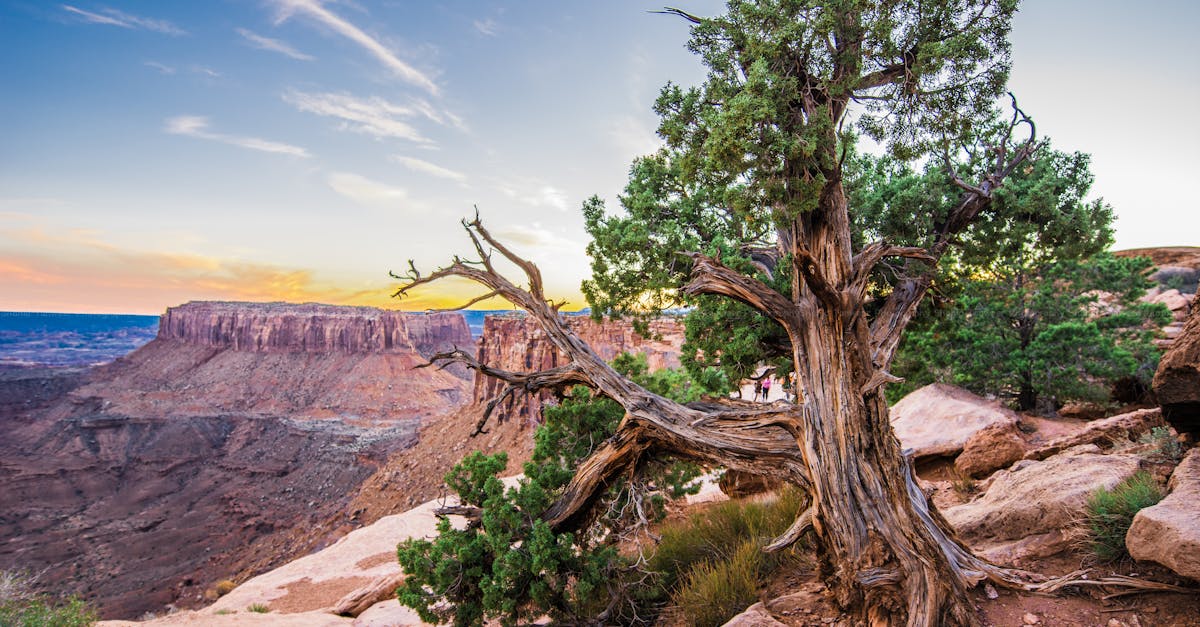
[395, 1, 1163, 624]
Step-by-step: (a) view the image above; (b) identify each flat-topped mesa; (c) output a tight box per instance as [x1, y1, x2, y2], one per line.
[159, 301, 471, 356]
[473, 313, 685, 425]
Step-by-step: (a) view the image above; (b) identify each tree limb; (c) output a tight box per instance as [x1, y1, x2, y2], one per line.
[418, 348, 591, 435]
[681, 251, 802, 331]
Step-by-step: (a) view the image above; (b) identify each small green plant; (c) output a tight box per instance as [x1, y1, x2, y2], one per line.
[671, 543, 762, 627]
[1139, 426, 1185, 463]
[214, 609, 235, 615]
[247, 603, 270, 614]
[1084, 471, 1164, 562]
[950, 470, 977, 498]
[0, 570, 97, 627]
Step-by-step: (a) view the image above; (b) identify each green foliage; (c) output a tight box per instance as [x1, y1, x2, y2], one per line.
[397, 357, 704, 626]
[0, 571, 96, 627]
[0, 597, 96, 627]
[1084, 472, 1163, 562]
[1139, 427, 1185, 463]
[891, 253, 1171, 410]
[246, 604, 269, 614]
[583, 0, 1022, 391]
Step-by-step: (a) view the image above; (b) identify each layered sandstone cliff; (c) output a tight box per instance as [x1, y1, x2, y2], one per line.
[80, 302, 474, 425]
[472, 313, 685, 425]
[0, 302, 475, 619]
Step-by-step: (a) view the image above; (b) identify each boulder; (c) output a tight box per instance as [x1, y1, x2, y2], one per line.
[954, 422, 1026, 478]
[890, 384, 1020, 459]
[1142, 288, 1192, 314]
[1024, 408, 1165, 461]
[1126, 447, 1200, 581]
[943, 445, 1142, 563]
[721, 602, 788, 627]
[719, 469, 782, 498]
[1153, 304, 1200, 436]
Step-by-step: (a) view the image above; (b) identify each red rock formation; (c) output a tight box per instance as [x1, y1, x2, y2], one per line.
[81, 302, 474, 425]
[473, 314, 685, 425]
[1154, 303, 1200, 436]
[0, 302, 475, 619]
[158, 301, 469, 356]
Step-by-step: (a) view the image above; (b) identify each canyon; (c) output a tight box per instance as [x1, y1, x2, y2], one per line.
[0, 303, 686, 620]
[0, 302, 473, 619]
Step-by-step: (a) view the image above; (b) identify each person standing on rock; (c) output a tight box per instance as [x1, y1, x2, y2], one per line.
[753, 378, 763, 402]
[761, 375, 771, 401]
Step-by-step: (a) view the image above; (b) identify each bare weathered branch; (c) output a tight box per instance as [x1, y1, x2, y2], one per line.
[764, 506, 813, 552]
[681, 251, 801, 331]
[418, 348, 591, 435]
[651, 6, 703, 24]
[793, 246, 843, 310]
[850, 241, 935, 297]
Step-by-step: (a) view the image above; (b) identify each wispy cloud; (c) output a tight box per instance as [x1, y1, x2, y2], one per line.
[62, 5, 185, 35]
[493, 224, 582, 252]
[236, 27, 314, 61]
[392, 155, 466, 183]
[327, 172, 415, 210]
[164, 115, 310, 158]
[144, 60, 176, 75]
[473, 18, 498, 36]
[284, 90, 465, 143]
[496, 181, 570, 212]
[269, 0, 439, 95]
[191, 66, 222, 79]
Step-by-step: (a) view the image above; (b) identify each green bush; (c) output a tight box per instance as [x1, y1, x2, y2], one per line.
[397, 356, 704, 627]
[246, 603, 270, 613]
[1139, 426, 1185, 463]
[1084, 471, 1164, 562]
[0, 571, 96, 627]
[0, 597, 96, 627]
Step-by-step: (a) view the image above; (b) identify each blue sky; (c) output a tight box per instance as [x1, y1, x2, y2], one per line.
[1, 1, 1197, 314]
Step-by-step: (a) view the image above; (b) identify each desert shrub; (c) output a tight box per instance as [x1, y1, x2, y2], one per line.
[0, 597, 96, 627]
[1084, 471, 1163, 562]
[1138, 426, 1185, 463]
[213, 579, 236, 596]
[0, 570, 96, 627]
[246, 603, 270, 613]
[647, 488, 809, 625]
[671, 543, 762, 627]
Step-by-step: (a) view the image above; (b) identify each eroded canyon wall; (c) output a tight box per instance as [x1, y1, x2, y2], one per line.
[0, 302, 473, 619]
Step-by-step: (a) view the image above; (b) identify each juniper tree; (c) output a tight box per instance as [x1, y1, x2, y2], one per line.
[395, 2, 1161, 624]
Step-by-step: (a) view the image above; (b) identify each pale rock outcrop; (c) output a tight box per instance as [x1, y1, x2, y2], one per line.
[890, 384, 1020, 459]
[943, 445, 1142, 563]
[1023, 408, 1165, 461]
[1153, 304, 1200, 437]
[1141, 288, 1192, 316]
[1126, 447, 1200, 581]
[722, 602, 788, 627]
[954, 422, 1026, 478]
